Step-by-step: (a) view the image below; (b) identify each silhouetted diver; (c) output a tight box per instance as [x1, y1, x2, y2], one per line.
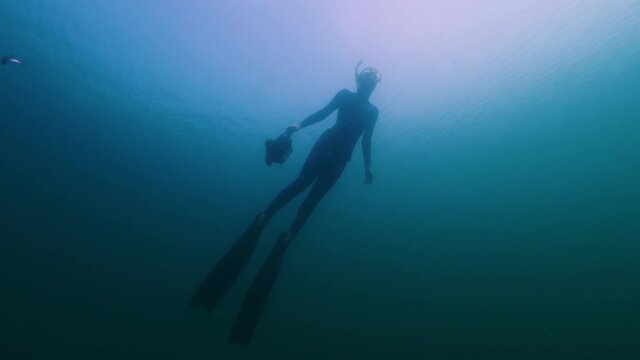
[191, 61, 381, 346]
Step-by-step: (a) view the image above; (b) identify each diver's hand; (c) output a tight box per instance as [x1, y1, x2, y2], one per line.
[364, 170, 373, 185]
[285, 124, 300, 137]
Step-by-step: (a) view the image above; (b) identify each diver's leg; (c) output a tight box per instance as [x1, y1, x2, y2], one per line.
[229, 161, 346, 345]
[191, 157, 315, 311]
[288, 161, 346, 237]
[191, 155, 318, 311]
[263, 153, 320, 220]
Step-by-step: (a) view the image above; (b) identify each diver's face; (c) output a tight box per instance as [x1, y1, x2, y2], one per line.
[357, 75, 378, 95]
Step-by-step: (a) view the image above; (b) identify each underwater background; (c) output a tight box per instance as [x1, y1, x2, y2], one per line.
[1, 1, 639, 359]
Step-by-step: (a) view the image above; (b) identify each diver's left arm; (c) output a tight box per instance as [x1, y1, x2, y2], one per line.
[362, 109, 378, 185]
[286, 90, 349, 136]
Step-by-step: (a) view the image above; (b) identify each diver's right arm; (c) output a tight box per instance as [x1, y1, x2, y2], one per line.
[286, 90, 348, 135]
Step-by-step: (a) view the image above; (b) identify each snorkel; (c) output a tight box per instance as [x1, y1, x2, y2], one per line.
[355, 60, 363, 83]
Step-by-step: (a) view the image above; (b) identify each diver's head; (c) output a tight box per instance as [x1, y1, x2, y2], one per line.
[355, 61, 381, 97]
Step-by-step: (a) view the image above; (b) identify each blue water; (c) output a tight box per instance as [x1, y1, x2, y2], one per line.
[1, 1, 639, 359]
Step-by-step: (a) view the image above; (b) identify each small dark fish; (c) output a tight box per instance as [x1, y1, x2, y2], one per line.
[1, 56, 22, 65]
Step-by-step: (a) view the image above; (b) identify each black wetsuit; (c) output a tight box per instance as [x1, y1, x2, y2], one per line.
[264, 89, 378, 235]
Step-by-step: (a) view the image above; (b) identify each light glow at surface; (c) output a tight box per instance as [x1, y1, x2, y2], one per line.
[16, 0, 636, 117]
[325, 1, 628, 106]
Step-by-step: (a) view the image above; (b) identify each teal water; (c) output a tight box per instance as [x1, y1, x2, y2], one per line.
[1, 1, 639, 359]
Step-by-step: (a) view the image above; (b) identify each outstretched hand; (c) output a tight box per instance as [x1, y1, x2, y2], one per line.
[364, 171, 373, 185]
[285, 123, 300, 137]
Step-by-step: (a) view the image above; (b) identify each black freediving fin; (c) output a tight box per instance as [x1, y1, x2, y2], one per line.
[190, 214, 265, 312]
[228, 232, 291, 346]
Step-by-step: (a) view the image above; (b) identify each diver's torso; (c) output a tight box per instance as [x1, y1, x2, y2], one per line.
[313, 90, 376, 162]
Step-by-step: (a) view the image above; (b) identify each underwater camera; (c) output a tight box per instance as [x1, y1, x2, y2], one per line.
[264, 133, 292, 166]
